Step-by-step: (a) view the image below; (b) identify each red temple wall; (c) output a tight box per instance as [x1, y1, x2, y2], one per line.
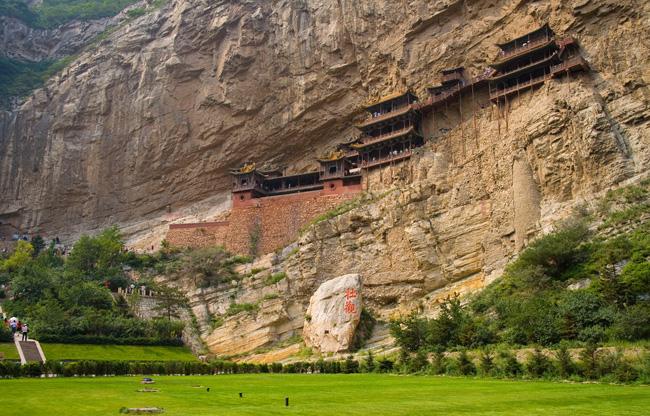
[166, 187, 361, 255]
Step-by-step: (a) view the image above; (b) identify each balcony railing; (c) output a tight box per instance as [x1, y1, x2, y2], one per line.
[442, 71, 464, 84]
[550, 56, 588, 74]
[495, 36, 554, 62]
[489, 73, 549, 100]
[357, 126, 415, 148]
[490, 52, 557, 82]
[358, 104, 414, 128]
[265, 183, 323, 195]
[360, 149, 413, 169]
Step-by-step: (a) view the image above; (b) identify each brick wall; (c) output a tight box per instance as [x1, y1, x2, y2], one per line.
[166, 221, 230, 249]
[166, 188, 360, 255]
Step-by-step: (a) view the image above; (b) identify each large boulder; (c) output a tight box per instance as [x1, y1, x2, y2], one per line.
[303, 274, 362, 353]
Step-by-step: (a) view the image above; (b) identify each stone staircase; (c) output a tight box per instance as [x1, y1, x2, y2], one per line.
[14, 335, 46, 364]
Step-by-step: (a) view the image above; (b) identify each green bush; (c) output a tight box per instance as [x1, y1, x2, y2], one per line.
[525, 348, 553, 378]
[498, 351, 523, 378]
[554, 343, 576, 379]
[265, 272, 286, 285]
[456, 351, 476, 376]
[126, 7, 145, 19]
[0, 326, 13, 342]
[225, 303, 259, 317]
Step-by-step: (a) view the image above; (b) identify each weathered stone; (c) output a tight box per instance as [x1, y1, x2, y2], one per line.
[303, 274, 362, 353]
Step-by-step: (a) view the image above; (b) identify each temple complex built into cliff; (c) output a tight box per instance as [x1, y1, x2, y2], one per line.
[166, 24, 589, 256]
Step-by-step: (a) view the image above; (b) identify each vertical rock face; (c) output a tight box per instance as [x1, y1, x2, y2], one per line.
[303, 273, 362, 353]
[0, 0, 647, 243]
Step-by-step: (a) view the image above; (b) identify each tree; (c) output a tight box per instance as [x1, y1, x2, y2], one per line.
[152, 285, 187, 320]
[66, 227, 126, 284]
[0, 240, 34, 272]
[10, 262, 54, 304]
[30, 235, 45, 255]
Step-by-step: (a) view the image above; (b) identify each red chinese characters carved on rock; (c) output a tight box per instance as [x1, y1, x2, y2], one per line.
[344, 288, 358, 314]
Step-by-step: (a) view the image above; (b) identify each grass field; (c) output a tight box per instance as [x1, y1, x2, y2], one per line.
[40, 344, 197, 362]
[0, 374, 647, 415]
[0, 342, 19, 360]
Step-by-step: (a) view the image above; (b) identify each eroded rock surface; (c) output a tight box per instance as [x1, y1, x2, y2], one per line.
[303, 273, 362, 353]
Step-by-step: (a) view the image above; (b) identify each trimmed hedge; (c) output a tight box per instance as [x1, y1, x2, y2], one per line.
[36, 335, 183, 346]
[0, 358, 366, 378]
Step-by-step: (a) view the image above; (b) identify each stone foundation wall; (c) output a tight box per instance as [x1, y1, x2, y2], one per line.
[166, 222, 229, 249]
[166, 187, 361, 255]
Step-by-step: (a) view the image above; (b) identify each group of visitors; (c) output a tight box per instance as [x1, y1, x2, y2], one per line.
[4, 317, 29, 341]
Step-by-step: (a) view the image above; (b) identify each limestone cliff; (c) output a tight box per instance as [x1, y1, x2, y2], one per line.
[1, 0, 646, 242]
[1, 0, 649, 357]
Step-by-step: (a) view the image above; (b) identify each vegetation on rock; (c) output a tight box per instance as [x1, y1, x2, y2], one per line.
[0, 227, 184, 345]
[1, 0, 140, 29]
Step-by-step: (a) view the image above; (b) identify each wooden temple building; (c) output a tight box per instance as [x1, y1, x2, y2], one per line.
[229, 24, 589, 205]
[488, 24, 588, 103]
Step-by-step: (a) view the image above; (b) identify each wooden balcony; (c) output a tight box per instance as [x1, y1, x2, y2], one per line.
[266, 183, 324, 196]
[550, 55, 589, 74]
[360, 149, 413, 169]
[442, 71, 464, 84]
[489, 56, 588, 101]
[354, 126, 417, 149]
[357, 104, 415, 129]
[489, 73, 549, 100]
[493, 36, 555, 66]
[489, 52, 558, 82]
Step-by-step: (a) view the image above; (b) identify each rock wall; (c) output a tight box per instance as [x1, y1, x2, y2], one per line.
[166, 221, 230, 249]
[2, 0, 647, 244]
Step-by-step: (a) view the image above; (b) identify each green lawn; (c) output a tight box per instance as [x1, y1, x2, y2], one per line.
[40, 344, 197, 362]
[0, 374, 647, 415]
[0, 342, 19, 360]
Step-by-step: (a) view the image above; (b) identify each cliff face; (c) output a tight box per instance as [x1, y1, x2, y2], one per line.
[2, 0, 646, 242]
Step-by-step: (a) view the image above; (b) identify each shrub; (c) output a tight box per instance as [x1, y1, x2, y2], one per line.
[510, 219, 590, 279]
[498, 351, 523, 378]
[377, 357, 394, 373]
[342, 355, 360, 374]
[225, 302, 259, 317]
[429, 350, 446, 375]
[554, 343, 576, 379]
[579, 343, 600, 380]
[0, 326, 12, 342]
[408, 349, 429, 373]
[457, 350, 476, 376]
[609, 302, 650, 341]
[21, 362, 43, 377]
[126, 7, 146, 19]
[525, 348, 553, 378]
[361, 351, 375, 373]
[265, 272, 286, 285]
[478, 350, 495, 377]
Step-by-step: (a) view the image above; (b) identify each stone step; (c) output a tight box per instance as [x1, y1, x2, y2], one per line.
[18, 340, 44, 363]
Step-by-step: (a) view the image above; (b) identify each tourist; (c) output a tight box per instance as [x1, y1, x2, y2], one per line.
[21, 323, 28, 341]
[10, 320, 17, 335]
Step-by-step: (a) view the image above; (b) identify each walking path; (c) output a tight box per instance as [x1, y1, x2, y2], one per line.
[13, 332, 46, 365]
